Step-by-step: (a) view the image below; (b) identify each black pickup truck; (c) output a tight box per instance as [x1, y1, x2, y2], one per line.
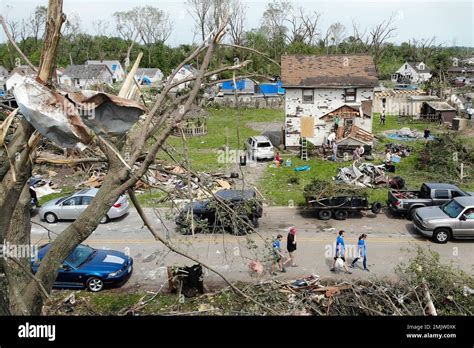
[387, 183, 473, 219]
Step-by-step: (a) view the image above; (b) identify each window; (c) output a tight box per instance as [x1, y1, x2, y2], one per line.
[434, 190, 449, 199]
[419, 63, 425, 70]
[345, 88, 356, 102]
[344, 118, 354, 127]
[405, 64, 408, 69]
[451, 190, 464, 198]
[81, 196, 94, 206]
[302, 89, 314, 103]
[62, 197, 81, 206]
[463, 208, 474, 220]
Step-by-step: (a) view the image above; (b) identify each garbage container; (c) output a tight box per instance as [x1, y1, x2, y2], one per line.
[240, 154, 247, 166]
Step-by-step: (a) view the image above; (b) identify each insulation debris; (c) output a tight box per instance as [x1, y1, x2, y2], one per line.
[335, 162, 388, 188]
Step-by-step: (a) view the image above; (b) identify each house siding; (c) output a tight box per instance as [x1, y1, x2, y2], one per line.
[285, 87, 374, 147]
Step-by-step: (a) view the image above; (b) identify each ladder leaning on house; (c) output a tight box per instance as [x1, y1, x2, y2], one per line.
[300, 137, 308, 160]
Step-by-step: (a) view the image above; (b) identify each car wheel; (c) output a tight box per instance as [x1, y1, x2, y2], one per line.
[86, 277, 104, 292]
[371, 202, 382, 214]
[433, 228, 450, 244]
[408, 207, 420, 221]
[100, 215, 110, 224]
[334, 210, 348, 220]
[44, 212, 58, 224]
[252, 216, 259, 228]
[318, 210, 332, 220]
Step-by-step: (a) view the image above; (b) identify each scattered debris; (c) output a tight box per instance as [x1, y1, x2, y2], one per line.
[248, 260, 264, 276]
[167, 264, 204, 298]
[335, 162, 388, 187]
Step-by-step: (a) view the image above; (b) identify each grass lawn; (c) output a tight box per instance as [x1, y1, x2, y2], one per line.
[163, 108, 284, 172]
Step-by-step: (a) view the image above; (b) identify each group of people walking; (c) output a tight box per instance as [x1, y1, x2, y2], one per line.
[330, 230, 369, 273]
[271, 227, 298, 275]
[271, 229, 369, 276]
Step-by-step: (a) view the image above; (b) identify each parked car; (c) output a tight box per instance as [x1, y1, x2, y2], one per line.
[175, 189, 263, 235]
[387, 183, 472, 219]
[412, 196, 474, 243]
[32, 243, 133, 291]
[39, 188, 129, 224]
[245, 135, 275, 161]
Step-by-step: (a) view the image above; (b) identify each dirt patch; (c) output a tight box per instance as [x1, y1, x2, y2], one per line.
[246, 122, 282, 133]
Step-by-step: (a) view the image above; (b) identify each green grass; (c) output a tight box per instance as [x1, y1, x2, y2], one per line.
[163, 108, 284, 171]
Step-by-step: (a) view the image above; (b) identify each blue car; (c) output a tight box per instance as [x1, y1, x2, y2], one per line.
[32, 244, 133, 292]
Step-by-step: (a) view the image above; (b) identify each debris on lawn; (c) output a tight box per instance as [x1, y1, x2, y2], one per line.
[385, 127, 434, 141]
[335, 162, 389, 188]
[28, 176, 61, 198]
[418, 133, 474, 181]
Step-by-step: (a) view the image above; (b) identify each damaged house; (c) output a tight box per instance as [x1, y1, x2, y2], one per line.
[60, 64, 114, 89]
[391, 61, 432, 84]
[281, 54, 378, 150]
[86, 60, 125, 82]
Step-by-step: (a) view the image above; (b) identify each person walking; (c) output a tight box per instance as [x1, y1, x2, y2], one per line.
[271, 234, 286, 275]
[330, 230, 352, 274]
[350, 234, 369, 271]
[380, 110, 386, 126]
[285, 227, 297, 267]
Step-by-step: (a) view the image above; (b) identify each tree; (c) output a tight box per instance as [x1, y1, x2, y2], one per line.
[29, 6, 47, 42]
[368, 14, 397, 71]
[186, 0, 213, 42]
[228, 0, 246, 46]
[261, 0, 291, 58]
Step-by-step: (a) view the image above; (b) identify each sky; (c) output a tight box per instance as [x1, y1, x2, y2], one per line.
[0, 0, 473, 47]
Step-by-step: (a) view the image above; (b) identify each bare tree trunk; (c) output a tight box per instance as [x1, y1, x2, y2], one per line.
[0, 0, 65, 316]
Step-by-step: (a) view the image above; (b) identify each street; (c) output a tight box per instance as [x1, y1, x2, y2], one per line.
[31, 207, 474, 290]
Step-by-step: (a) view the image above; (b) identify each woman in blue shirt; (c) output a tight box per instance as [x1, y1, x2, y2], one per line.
[351, 234, 369, 271]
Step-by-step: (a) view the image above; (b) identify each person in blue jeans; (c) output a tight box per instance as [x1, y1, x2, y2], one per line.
[271, 234, 286, 275]
[351, 234, 369, 271]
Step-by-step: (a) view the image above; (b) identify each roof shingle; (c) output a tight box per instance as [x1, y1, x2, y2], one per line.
[281, 54, 378, 88]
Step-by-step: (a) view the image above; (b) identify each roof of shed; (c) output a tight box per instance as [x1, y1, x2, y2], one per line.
[63, 65, 112, 79]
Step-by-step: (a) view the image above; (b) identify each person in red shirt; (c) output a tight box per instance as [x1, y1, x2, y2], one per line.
[275, 152, 283, 166]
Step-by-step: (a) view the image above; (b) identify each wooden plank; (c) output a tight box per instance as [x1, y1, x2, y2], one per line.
[300, 116, 314, 137]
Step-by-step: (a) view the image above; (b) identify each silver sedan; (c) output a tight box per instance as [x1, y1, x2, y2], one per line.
[39, 188, 129, 224]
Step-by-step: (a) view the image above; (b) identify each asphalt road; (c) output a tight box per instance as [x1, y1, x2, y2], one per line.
[31, 207, 474, 290]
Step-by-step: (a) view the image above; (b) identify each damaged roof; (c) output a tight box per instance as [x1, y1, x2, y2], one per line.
[281, 54, 378, 88]
[63, 64, 113, 79]
[407, 61, 431, 73]
[424, 101, 456, 111]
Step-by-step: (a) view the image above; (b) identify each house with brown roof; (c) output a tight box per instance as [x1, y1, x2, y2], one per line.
[281, 54, 378, 149]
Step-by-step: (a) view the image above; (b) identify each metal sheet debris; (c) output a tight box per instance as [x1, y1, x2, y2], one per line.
[9, 75, 146, 148]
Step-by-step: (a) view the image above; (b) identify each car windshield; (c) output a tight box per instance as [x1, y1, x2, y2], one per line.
[257, 142, 271, 148]
[441, 200, 465, 218]
[65, 245, 95, 268]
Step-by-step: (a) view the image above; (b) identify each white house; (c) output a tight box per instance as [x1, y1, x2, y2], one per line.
[281, 54, 378, 149]
[135, 68, 163, 85]
[86, 60, 125, 82]
[60, 64, 113, 89]
[169, 64, 198, 93]
[391, 61, 432, 84]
